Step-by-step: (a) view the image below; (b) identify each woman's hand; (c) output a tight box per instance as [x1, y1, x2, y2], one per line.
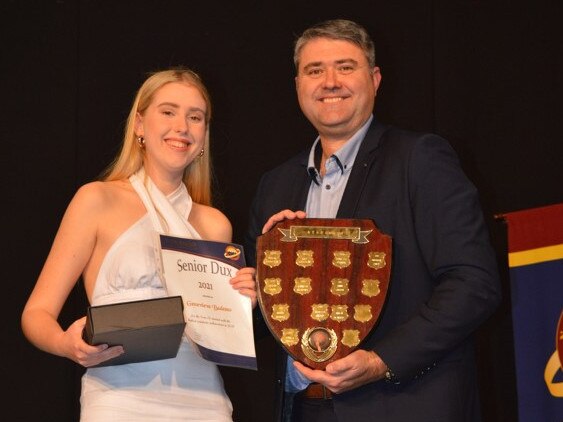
[262, 209, 306, 234]
[230, 267, 257, 308]
[60, 316, 124, 367]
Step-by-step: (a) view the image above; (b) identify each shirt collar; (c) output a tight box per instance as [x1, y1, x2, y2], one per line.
[307, 115, 373, 185]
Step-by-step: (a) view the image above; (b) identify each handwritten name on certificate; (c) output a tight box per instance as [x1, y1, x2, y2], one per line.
[158, 234, 257, 370]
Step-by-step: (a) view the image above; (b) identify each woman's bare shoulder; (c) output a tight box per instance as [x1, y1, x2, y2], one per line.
[61, 180, 137, 229]
[73, 180, 133, 208]
[190, 203, 232, 242]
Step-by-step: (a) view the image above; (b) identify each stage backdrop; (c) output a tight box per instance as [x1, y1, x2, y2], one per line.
[4, 1, 562, 421]
[502, 203, 563, 421]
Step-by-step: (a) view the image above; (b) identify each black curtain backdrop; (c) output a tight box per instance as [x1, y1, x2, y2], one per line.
[3, 1, 561, 421]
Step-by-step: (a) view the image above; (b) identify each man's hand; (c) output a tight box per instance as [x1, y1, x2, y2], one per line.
[262, 209, 307, 233]
[294, 349, 388, 394]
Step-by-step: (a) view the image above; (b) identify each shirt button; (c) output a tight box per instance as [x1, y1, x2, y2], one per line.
[325, 185, 331, 190]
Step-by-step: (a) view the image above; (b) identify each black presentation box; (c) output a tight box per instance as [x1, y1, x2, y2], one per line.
[83, 296, 186, 367]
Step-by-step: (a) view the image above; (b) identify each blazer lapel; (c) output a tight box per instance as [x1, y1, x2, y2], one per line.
[337, 120, 388, 218]
[292, 152, 311, 210]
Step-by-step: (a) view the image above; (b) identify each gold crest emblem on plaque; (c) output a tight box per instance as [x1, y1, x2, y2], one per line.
[271, 304, 290, 322]
[341, 329, 361, 347]
[263, 250, 282, 268]
[367, 252, 387, 269]
[263, 278, 282, 295]
[293, 277, 312, 295]
[353, 304, 373, 322]
[281, 328, 299, 347]
[311, 304, 330, 321]
[330, 278, 350, 296]
[296, 250, 314, 268]
[332, 251, 351, 268]
[330, 304, 349, 322]
[361, 279, 381, 297]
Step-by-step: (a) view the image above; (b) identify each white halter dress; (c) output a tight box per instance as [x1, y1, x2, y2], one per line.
[80, 170, 233, 421]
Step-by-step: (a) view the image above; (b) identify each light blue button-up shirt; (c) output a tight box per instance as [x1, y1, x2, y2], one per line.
[285, 115, 373, 392]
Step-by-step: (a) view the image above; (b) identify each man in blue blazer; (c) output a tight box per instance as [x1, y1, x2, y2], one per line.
[244, 19, 501, 422]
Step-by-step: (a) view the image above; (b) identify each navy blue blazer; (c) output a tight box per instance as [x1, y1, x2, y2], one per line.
[244, 120, 501, 421]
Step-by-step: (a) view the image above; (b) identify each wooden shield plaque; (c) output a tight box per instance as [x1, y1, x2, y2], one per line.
[256, 218, 392, 369]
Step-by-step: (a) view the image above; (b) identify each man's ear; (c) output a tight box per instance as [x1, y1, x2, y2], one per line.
[372, 67, 382, 93]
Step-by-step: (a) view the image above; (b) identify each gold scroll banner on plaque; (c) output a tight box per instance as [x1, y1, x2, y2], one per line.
[256, 218, 392, 369]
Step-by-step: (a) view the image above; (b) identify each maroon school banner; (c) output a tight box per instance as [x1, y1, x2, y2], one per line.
[502, 203, 563, 421]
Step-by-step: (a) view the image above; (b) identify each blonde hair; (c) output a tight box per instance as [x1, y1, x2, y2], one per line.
[102, 67, 214, 205]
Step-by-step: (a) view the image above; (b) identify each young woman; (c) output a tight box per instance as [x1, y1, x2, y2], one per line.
[21, 68, 256, 421]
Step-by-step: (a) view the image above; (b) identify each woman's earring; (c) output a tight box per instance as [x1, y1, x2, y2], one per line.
[198, 148, 204, 157]
[137, 136, 145, 147]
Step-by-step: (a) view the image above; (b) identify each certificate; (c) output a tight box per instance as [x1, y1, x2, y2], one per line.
[158, 234, 257, 370]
